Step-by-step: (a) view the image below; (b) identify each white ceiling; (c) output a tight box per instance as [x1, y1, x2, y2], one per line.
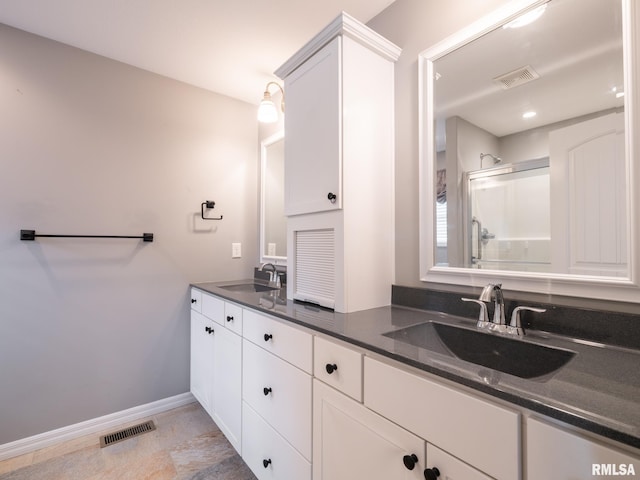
[0, 0, 396, 105]
[433, 0, 624, 139]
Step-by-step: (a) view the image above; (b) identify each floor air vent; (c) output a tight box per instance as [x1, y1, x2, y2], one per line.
[99, 420, 156, 448]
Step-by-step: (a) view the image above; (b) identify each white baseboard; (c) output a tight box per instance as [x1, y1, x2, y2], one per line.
[0, 392, 196, 462]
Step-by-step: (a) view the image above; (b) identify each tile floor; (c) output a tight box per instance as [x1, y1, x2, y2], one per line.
[0, 402, 257, 480]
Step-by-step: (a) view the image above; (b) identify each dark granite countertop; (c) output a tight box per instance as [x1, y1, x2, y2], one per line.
[192, 280, 640, 451]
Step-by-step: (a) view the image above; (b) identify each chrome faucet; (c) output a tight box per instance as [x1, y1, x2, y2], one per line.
[478, 283, 507, 333]
[463, 283, 546, 336]
[260, 263, 281, 288]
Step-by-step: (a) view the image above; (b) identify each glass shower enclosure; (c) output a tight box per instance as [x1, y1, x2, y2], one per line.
[463, 157, 551, 272]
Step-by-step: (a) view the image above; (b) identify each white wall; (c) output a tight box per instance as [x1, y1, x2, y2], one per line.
[0, 24, 259, 445]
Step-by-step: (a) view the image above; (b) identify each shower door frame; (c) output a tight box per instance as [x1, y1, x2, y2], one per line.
[462, 157, 550, 269]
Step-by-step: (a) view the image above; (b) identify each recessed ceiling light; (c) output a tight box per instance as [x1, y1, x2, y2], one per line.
[616, 91, 625, 98]
[504, 4, 547, 29]
[522, 111, 537, 119]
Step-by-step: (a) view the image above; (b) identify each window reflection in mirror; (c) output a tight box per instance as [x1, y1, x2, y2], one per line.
[431, 0, 626, 277]
[261, 132, 286, 262]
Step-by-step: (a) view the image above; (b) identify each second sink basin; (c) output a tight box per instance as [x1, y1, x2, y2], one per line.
[218, 282, 279, 293]
[383, 321, 576, 380]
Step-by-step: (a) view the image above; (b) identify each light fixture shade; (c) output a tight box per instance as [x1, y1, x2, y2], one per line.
[257, 82, 285, 123]
[257, 97, 278, 123]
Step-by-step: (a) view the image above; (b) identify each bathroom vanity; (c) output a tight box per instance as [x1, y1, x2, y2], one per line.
[190, 282, 640, 480]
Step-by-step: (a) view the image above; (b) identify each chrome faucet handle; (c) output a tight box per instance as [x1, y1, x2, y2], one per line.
[479, 283, 507, 331]
[507, 306, 546, 336]
[461, 298, 490, 329]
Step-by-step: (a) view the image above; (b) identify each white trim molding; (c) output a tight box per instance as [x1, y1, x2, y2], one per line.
[0, 392, 195, 462]
[418, 0, 640, 303]
[275, 11, 401, 79]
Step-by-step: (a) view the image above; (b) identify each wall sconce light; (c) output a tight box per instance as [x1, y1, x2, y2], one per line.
[258, 82, 285, 123]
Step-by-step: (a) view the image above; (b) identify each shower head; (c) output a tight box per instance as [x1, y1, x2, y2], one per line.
[480, 153, 502, 168]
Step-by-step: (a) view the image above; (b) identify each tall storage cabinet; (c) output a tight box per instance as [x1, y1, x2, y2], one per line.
[275, 12, 401, 313]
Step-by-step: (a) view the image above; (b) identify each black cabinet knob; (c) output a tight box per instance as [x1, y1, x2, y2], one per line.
[191, 298, 197, 304]
[226, 315, 233, 322]
[264, 333, 273, 342]
[327, 192, 337, 203]
[424, 467, 440, 480]
[403, 454, 418, 470]
[263, 387, 272, 396]
[204, 326, 214, 334]
[263, 459, 272, 468]
[325, 363, 338, 374]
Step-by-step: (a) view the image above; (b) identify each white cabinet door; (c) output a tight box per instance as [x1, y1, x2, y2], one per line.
[212, 325, 242, 454]
[284, 36, 341, 216]
[190, 310, 215, 418]
[313, 379, 424, 480]
[526, 417, 639, 479]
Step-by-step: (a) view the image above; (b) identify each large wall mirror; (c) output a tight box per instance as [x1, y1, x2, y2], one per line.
[419, 0, 639, 302]
[260, 132, 286, 263]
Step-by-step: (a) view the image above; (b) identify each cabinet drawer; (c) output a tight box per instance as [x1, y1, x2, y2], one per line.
[224, 301, 243, 335]
[242, 402, 311, 480]
[243, 339, 312, 460]
[364, 357, 519, 480]
[201, 292, 224, 324]
[426, 444, 491, 480]
[314, 336, 363, 401]
[243, 309, 312, 373]
[526, 417, 640, 479]
[190, 288, 202, 313]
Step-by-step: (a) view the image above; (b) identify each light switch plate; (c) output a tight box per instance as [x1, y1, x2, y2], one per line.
[231, 243, 241, 258]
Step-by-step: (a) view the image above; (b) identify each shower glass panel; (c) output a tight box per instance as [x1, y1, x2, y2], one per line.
[465, 158, 550, 271]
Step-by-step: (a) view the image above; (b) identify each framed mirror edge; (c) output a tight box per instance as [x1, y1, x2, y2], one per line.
[260, 130, 286, 265]
[418, 0, 640, 303]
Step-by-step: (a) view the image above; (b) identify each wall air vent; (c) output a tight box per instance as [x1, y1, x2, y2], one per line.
[493, 65, 540, 89]
[99, 420, 156, 447]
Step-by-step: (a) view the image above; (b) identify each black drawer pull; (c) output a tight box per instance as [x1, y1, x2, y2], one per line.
[263, 459, 272, 468]
[264, 333, 273, 342]
[263, 387, 272, 396]
[424, 467, 440, 480]
[191, 298, 197, 304]
[226, 315, 233, 322]
[403, 454, 418, 470]
[325, 363, 338, 374]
